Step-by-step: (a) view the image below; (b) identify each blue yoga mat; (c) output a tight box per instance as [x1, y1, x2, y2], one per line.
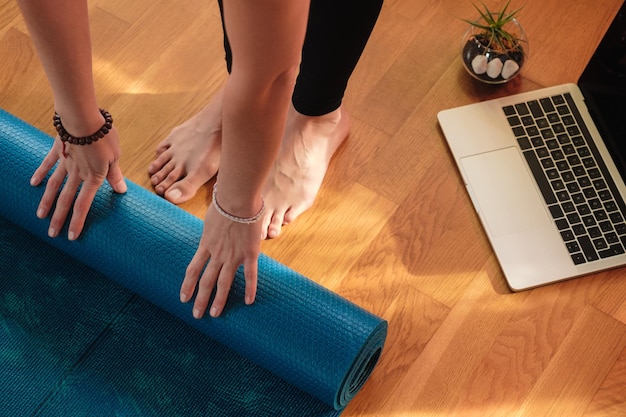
[0, 109, 387, 416]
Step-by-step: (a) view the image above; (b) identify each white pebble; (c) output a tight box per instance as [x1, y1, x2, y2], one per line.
[487, 58, 504, 79]
[501, 60, 520, 79]
[471, 55, 488, 74]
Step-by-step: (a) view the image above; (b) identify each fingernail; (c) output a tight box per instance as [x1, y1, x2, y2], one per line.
[193, 308, 202, 319]
[116, 180, 128, 193]
[180, 292, 189, 303]
[37, 208, 45, 218]
[245, 295, 253, 305]
[30, 175, 38, 186]
[68, 231, 76, 241]
[210, 307, 218, 318]
[48, 227, 57, 238]
[168, 189, 182, 201]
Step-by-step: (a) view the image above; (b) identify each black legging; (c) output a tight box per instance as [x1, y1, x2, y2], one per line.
[217, 0, 384, 116]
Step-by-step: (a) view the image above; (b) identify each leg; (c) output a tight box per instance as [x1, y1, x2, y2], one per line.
[261, 0, 384, 238]
[148, 0, 232, 204]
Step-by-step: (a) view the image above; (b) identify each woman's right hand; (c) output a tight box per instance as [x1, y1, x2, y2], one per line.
[180, 199, 263, 319]
[30, 125, 127, 241]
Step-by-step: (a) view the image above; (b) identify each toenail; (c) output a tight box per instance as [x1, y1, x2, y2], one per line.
[168, 189, 182, 201]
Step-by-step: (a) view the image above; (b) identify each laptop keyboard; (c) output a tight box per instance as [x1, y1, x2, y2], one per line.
[503, 93, 626, 265]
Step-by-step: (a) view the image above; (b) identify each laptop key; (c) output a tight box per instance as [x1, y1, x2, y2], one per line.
[573, 224, 587, 236]
[517, 137, 531, 150]
[541, 129, 555, 139]
[578, 235, 599, 261]
[552, 123, 566, 134]
[562, 201, 576, 213]
[610, 212, 624, 223]
[557, 105, 570, 115]
[523, 150, 557, 204]
[571, 253, 586, 265]
[600, 220, 614, 232]
[606, 232, 619, 244]
[546, 169, 559, 179]
[593, 238, 608, 250]
[515, 103, 530, 115]
[562, 171, 575, 182]
[594, 209, 608, 221]
[561, 229, 575, 241]
[528, 100, 544, 118]
[537, 118, 550, 129]
[566, 241, 580, 253]
[588, 168, 601, 178]
[503, 105, 516, 116]
[551, 179, 565, 190]
[604, 201, 618, 212]
[513, 126, 526, 137]
[599, 244, 625, 258]
[549, 204, 564, 219]
[556, 219, 569, 230]
[547, 113, 560, 123]
[588, 226, 602, 238]
[508, 115, 522, 126]
[540, 97, 556, 112]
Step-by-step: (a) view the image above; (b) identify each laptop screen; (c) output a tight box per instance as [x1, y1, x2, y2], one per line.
[579, 1, 626, 178]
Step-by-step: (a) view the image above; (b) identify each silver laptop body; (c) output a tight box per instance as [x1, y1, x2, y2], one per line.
[437, 3, 626, 290]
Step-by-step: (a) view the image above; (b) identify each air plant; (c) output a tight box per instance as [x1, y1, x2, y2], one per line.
[463, 0, 526, 56]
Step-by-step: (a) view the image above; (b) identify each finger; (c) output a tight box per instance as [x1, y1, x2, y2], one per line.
[243, 257, 258, 306]
[193, 260, 223, 319]
[30, 144, 60, 186]
[180, 245, 211, 303]
[208, 262, 238, 318]
[67, 178, 101, 241]
[48, 173, 81, 238]
[107, 160, 127, 194]
[37, 164, 67, 220]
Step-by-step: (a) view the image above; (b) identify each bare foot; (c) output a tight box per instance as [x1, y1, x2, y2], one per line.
[261, 104, 350, 239]
[148, 90, 223, 204]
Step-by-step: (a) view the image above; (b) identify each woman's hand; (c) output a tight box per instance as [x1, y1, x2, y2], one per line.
[31, 126, 127, 240]
[180, 203, 262, 318]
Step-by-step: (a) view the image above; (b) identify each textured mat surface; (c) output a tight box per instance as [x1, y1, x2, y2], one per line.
[0, 109, 387, 416]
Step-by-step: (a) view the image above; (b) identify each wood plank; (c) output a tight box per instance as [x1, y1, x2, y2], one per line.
[517, 307, 626, 417]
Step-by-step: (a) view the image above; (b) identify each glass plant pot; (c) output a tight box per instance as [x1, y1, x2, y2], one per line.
[461, 17, 528, 84]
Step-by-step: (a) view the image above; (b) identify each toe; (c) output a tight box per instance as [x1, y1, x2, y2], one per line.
[266, 211, 286, 239]
[163, 168, 215, 204]
[148, 149, 172, 175]
[164, 179, 200, 204]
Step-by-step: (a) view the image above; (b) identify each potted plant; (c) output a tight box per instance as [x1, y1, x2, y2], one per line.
[461, 1, 528, 83]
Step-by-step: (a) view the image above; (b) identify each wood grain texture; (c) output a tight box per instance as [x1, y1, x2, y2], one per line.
[1, 0, 625, 415]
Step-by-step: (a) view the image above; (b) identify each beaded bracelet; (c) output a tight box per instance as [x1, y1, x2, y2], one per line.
[212, 184, 265, 224]
[53, 108, 113, 157]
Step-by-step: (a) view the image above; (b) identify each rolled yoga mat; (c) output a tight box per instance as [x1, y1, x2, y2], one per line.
[0, 108, 387, 417]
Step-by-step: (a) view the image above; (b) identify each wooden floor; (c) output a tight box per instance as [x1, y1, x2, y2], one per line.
[2, 0, 626, 415]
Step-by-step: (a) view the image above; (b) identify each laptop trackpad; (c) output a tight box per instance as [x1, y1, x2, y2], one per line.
[461, 147, 552, 237]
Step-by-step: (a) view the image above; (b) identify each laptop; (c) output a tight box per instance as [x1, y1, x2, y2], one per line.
[437, 1, 626, 291]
